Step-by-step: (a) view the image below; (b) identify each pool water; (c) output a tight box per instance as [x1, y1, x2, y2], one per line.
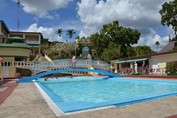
[37, 76, 177, 113]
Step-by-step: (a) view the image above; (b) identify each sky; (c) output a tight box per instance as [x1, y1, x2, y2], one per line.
[0, 0, 174, 51]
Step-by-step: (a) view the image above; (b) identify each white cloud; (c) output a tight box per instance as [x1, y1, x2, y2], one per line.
[24, 20, 82, 42]
[18, 0, 72, 19]
[137, 29, 169, 51]
[24, 23, 65, 42]
[77, 0, 172, 51]
[59, 20, 82, 31]
[79, 30, 87, 38]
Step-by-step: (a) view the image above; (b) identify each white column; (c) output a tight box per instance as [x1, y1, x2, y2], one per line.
[39, 34, 41, 44]
[23, 34, 25, 38]
[38, 34, 41, 55]
[134, 62, 138, 74]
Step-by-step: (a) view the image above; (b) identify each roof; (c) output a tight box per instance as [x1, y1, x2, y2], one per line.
[7, 37, 25, 40]
[43, 38, 48, 41]
[115, 50, 177, 62]
[159, 41, 176, 53]
[0, 20, 10, 32]
[0, 43, 30, 49]
[0, 20, 45, 40]
[115, 58, 148, 64]
[10, 31, 44, 39]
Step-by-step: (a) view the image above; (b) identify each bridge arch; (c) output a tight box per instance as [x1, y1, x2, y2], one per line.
[17, 69, 120, 83]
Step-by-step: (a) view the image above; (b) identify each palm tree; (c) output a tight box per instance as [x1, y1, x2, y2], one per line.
[66, 29, 75, 41]
[155, 41, 160, 51]
[56, 28, 62, 42]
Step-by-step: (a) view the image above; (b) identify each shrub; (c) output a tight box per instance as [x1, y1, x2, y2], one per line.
[166, 61, 177, 73]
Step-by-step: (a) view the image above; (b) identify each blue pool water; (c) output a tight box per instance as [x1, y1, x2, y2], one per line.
[36, 76, 177, 113]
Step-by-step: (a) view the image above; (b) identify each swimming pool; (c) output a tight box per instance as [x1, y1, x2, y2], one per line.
[36, 76, 177, 113]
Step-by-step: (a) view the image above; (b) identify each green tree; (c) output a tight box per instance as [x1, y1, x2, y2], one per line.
[90, 20, 140, 61]
[160, 0, 177, 38]
[67, 29, 75, 40]
[101, 43, 124, 62]
[133, 46, 154, 56]
[126, 46, 135, 57]
[173, 42, 177, 50]
[166, 61, 177, 73]
[56, 28, 62, 42]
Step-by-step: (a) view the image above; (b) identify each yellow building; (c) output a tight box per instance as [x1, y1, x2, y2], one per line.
[113, 50, 177, 75]
[0, 20, 50, 78]
[0, 20, 50, 60]
[9, 31, 43, 55]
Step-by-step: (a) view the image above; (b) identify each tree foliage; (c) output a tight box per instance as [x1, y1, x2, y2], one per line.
[90, 20, 141, 61]
[67, 29, 75, 39]
[132, 46, 154, 56]
[173, 42, 177, 50]
[160, 0, 177, 36]
[56, 28, 63, 42]
[56, 28, 63, 36]
[166, 61, 177, 72]
[101, 43, 123, 62]
[49, 42, 76, 59]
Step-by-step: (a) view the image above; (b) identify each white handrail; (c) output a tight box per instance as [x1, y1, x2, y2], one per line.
[0, 59, 111, 75]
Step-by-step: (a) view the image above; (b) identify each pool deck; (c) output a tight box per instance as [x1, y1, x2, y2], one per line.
[0, 79, 177, 118]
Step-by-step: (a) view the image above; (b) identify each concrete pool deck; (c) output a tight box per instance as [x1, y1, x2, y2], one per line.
[0, 82, 177, 118]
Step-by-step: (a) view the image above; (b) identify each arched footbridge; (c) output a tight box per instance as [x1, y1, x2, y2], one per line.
[0, 59, 112, 75]
[0, 59, 120, 83]
[17, 69, 120, 83]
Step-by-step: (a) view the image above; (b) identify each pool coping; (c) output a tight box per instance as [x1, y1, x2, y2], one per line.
[34, 81, 65, 116]
[34, 77, 177, 116]
[34, 81, 116, 116]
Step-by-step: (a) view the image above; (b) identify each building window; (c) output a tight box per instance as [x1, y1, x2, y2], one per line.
[15, 57, 27, 61]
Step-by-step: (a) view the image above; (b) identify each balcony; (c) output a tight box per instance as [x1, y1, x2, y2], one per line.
[25, 40, 40, 44]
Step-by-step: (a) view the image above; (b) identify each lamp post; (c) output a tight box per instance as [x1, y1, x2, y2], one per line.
[74, 41, 76, 58]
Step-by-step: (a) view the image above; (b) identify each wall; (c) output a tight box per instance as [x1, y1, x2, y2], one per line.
[0, 47, 31, 59]
[0, 66, 16, 78]
[149, 53, 177, 67]
[149, 52, 177, 74]
[0, 67, 2, 77]
[3, 57, 14, 61]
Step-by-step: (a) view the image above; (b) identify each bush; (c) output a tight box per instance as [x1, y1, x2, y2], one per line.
[166, 61, 177, 73]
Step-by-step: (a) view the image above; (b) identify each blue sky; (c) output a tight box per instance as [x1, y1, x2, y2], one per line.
[0, 0, 81, 41]
[0, 0, 173, 51]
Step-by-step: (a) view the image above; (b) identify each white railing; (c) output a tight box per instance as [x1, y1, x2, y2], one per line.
[0, 61, 39, 67]
[120, 67, 166, 75]
[25, 40, 39, 44]
[0, 59, 111, 75]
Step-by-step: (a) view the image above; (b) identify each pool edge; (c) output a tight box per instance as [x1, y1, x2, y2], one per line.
[34, 77, 177, 114]
[34, 82, 65, 117]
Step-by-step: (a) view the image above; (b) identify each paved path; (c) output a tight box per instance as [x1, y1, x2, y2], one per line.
[0, 80, 18, 104]
[0, 83, 177, 118]
[0, 83, 56, 118]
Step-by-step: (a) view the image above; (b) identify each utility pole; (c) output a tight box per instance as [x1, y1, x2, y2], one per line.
[17, 0, 20, 31]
